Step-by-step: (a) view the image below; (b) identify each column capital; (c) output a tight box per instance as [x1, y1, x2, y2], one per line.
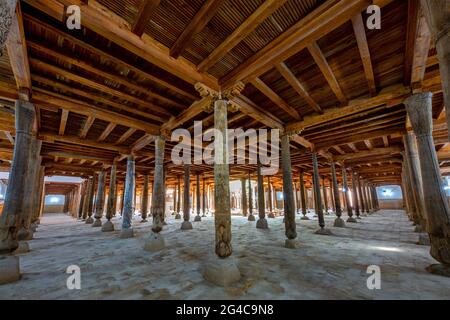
[404, 92, 433, 136]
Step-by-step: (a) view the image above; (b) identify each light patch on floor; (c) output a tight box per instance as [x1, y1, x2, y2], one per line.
[1, 210, 449, 300]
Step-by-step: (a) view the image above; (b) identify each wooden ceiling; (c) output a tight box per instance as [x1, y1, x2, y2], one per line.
[0, 0, 446, 190]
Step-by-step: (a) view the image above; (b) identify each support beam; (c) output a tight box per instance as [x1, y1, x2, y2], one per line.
[131, 0, 160, 37]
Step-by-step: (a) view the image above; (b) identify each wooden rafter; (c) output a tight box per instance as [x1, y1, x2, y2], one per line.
[131, 0, 160, 37]
[351, 13, 376, 96]
[79, 116, 95, 139]
[59, 109, 69, 136]
[410, 9, 431, 92]
[97, 123, 116, 142]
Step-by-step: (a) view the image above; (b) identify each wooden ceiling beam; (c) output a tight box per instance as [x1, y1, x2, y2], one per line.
[275, 62, 323, 114]
[58, 109, 69, 136]
[364, 139, 374, 150]
[307, 41, 347, 105]
[335, 146, 401, 162]
[231, 95, 284, 130]
[116, 128, 137, 145]
[97, 123, 116, 142]
[410, 9, 431, 92]
[251, 77, 302, 120]
[6, 2, 32, 99]
[79, 116, 95, 139]
[351, 13, 376, 96]
[197, 0, 287, 72]
[25, 0, 218, 89]
[403, 0, 420, 86]
[170, 0, 225, 59]
[131, 0, 160, 37]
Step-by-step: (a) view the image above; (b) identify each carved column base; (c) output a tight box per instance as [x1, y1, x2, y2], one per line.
[285, 239, 300, 249]
[315, 227, 333, 236]
[256, 218, 268, 229]
[347, 217, 358, 223]
[194, 215, 202, 222]
[101, 220, 114, 232]
[175, 213, 181, 219]
[92, 219, 102, 227]
[268, 212, 275, 218]
[426, 264, 450, 277]
[0, 255, 20, 285]
[140, 219, 148, 223]
[301, 215, 310, 220]
[417, 233, 430, 246]
[119, 227, 134, 239]
[17, 227, 33, 241]
[85, 217, 94, 224]
[143, 232, 165, 252]
[333, 217, 346, 228]
[202, 256, 241, 287]
[13, 241, 29, 254]
[0, 227, 18, 254]
[247, 214, 255, 221]
[429, 235, 450, 266]
[180, 221, 193, 230]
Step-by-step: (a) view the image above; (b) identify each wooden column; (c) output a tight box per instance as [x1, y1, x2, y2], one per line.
[312, 152, 331, 234]
[141, 174, 149, 222]
[256, 162, 268, 229]
[351, 170, 361, 219]
[82, 177, 93, 220]
[93, 170, 106, 227]
[181, 164, 193, 230]
[175, 175, 181, 219]
[0, 100, 35, 254]
[194, 173, 201, 221]
[86, 175, 96, 223]
[267, 176, 275, 218]
[331, 162, 345, 227]
[172, 183, 177, 215]
[120, 155, 135, 238]
[299, 170, 309, 220]
[405, 92, 450, 272]
[77, 180, 87, 220]
[102, 162, 117, 231]
[281, 134, 298, 247]
[0, 0, 16, 53]
[420, 0, 450, 140]
[150, 136, 165, 232]
[356, 173, 365, 215]
[342, 167, 356, 222]
[248, 172, 255, 221]
[321, 176, 328, 214]
[202, 177, 206, 217]
[241, 178, 248, 216]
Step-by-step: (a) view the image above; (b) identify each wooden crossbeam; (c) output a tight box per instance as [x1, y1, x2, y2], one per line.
[116, 128, 137, 145]
[59, 109, 69, 135]
[97, 123, 116, 142]
[307, 41, 347, 104]
[364, 140, 374, 150]
[410, 9, 431, 92]
[2, 131, 15, 145]
[335, 147, 401, 162]
[131, 0, 160, 37]
[351, 13, 376, 96]
[251, 77, 301, 120]
[170, 0, 225, 58]
[276, 62, 323, 114]
[403, 0, 420, 86]
[131, 134, 156, 153]
[231, 95, 284, 130]
[79, 116, 95, 139]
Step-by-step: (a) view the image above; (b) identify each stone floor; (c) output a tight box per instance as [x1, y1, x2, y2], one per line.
[1, 209, 449, 300]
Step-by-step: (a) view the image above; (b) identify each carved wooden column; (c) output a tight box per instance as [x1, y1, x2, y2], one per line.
[140, 174, 149, 222]
[92, 170, 106, 227]
[181, 164, 193, 230]
[202, 177, 206, 217]
[175, 175, 181, 219]
[321, 176, 328, 215]
[404, 92, 450, 274]
[120, 155, 135, 238]
[331, 162, 345, 227]
[313, 152, 332, 234]
[281, 134, 298, 247]
[82, 177, 92, 220]
[241, 178, 247, 216]
[102, 162, 117, 231]
[77, 180, 87, 220]
[351, 170, 361, 219]
[0, 100, 35, 257]
[299, 170, 308, 220]
[256, 162, 268, 229]
[342, 167, 356, 223]
[267, 176, 275, 218]
[357, 173, 366, 216]
[420, 0, 450, 140]
[248, 172, 255, 221]
[194, 173, 201, 222]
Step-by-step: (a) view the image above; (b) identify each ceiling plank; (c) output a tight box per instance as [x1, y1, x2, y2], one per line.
[170, 0, 225, 58]
[351, 13, 376, 96]
[197, 0, 287, 72]
[131, 0, 160, 37]
[307, 41, 347, 104]
[251, 77, 301, 120]
[275, 62, 323, 114]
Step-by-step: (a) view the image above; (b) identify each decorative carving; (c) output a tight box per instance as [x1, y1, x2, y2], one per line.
[0, 0, 16, 56]
[222, 81, 245, 99]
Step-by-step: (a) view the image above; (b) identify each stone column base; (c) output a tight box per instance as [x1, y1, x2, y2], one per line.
[301, 215, 310, 220]
[256, 218, 268, 229]
[268, 213, 275, 218]
[144, 232, 165, 252]
[285, 239, 300, 249]
[315, 228, 333, 236]
[417, 234, 430, 246]
[85, 217, 94, 224]
[101, 220, 114, 232]
[202, 257, 241, 287]
[248, 214, 255, 221]
[119, 228, 134, 239]
[140, 219, 148, 223]
[181, 221, 193, 230]
[13, 241, 30, 254]
[92, 219, 102, 227]
[0, 255, 20, 285]
[333, 217, 345, 228]
[175, 213, 181, 219]
[194, 215, 202, 222]
[426, 264, 450, 277]
[347, 217, 357, 223]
